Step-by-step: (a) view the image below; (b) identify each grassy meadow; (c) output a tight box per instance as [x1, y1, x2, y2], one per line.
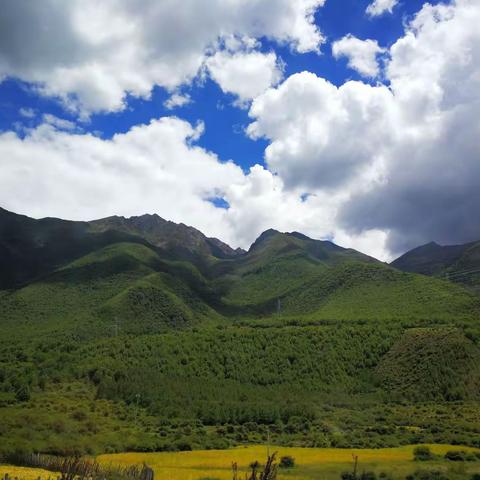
[96, 445, 480, 480]
[0, 465, 58, 480]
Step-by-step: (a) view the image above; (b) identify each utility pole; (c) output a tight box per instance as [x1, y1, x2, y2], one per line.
[276, 298, 281, 314]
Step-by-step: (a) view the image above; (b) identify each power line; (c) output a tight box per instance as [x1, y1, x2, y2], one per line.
[446, 269, 480, 279]
[447, 268, 480, 275]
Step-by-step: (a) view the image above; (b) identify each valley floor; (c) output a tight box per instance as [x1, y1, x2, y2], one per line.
[96, 445, 480, 480]
[5, 445, 471, 480]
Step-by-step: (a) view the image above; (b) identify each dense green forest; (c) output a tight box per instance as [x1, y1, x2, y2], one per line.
[1, 207, 480, 455]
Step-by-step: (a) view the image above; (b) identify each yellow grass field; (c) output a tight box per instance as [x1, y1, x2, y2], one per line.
[97, 444, 480, 480]
[0, 465, 58, 480]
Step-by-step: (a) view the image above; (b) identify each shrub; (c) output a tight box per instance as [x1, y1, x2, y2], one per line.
[405, 470, 449, 480]
[15, 386, 30, 403]
[406, 470, 449, 480]
[360, 473, 377, 480]
[378, 473, 392, 480]
[414, 446, 434, 461]
[444, 450, 467, 461]
[279, 456, 295, 468]
[71, 409, 87, 421]
[174, 440, 192, 451]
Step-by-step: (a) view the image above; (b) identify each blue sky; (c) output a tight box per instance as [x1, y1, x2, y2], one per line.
[0, 0, 477, 260]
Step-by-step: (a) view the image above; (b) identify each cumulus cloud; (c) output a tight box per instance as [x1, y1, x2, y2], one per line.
[0, 0, 325, 115]
[247, 72, 393, 190]
[248, 0, 480, 256]
[332, 35, 385, 78]
[0, 118, 242, 238]
[366, 0, 398, 17]
[164, 93, 192, 110]
[206, 50, 284, 105]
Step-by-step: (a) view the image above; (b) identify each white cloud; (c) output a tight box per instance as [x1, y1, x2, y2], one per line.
[19, 107, 36, 118]
[366, 0, 398, 17]
[248, 0, 480, 256]
[42, 114, 77, 131]
[164, 93, 192, 110]
[0, 118, 243, 239]
[247, 72, 394, 190]
[332, 35, 385, 78]
[0, 0, 325, 116]
[206, 50, 284, 105]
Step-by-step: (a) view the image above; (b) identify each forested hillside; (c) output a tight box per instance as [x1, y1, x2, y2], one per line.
[1, 208, 480, 455]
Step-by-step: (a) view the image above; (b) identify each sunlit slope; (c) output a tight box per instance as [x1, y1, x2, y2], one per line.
[3, 224, 478, 339]
[0, 242, 221, 339]
[219, 231, 480, 321]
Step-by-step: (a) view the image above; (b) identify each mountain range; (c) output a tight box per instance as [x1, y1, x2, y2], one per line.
[1, 206, 480, 455]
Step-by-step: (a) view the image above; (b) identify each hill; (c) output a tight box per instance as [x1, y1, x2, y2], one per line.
[377, 327, 480, 401]
[1, 207, 480, 454]
[392, 240, 480, 289]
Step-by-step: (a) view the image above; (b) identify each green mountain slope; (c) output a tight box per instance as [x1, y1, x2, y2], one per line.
[4, 209, 478, 337]
[2, 207, 480, 454]
[218, 230, 479, 321]
[0, 207, 146, 290]
[0, 207, 243, 291]
[0, 242, 222, 340]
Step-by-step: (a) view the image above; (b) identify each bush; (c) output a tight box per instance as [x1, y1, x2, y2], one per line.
[279, 456, 295, 468]
[360, 473, 377, 480]
[414, 446, 434, 461]
[406, 470, 449, 480]
[444, 450, 467, 461]
[15, 386, 30, 403]
[340, 473, 378, 480]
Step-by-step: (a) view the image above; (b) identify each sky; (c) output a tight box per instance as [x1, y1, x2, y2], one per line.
[0, 0, 479, 261]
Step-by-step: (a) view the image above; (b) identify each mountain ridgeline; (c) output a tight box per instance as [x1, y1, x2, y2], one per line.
[1, 206, 480, 455]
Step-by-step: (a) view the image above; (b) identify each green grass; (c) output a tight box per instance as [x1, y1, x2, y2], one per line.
[0, 382, 159, 455]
